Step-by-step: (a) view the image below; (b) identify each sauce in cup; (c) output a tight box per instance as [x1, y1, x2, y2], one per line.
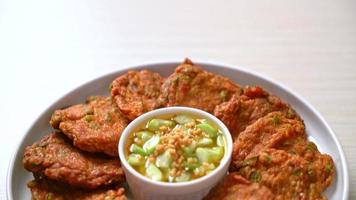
[125, 114, 226, 183]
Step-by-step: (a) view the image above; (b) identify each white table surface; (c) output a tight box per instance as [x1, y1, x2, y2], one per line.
[0, 0, 355, 199]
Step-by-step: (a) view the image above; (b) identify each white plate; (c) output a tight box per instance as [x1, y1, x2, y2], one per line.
[7, 61, 349, 200]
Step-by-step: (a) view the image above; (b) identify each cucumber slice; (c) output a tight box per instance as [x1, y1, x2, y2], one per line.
[197, 123, 218, 138]
[182, 141, 196, 156]
[197, 138, 213, 147]
[127, 154, 145, 166]
[156, 150, 172, 169]
[143, 135, 160, 155]
[184, 160, 201, 170]
[136, 131, 154, 142]
[147, 119, 175, 131]
[185, 163, 201, 171]
[173, 115, 194, 124]
[146, 163, 163, 181]
[216, 135, 225, 147]
[130, 144, 147, 156]
[196, 147, 224, 163]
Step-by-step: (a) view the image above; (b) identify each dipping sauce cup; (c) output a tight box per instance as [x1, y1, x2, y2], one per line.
[118, 107, 233, 200]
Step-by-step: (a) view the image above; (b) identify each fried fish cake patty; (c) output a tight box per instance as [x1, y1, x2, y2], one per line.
[214, 86, 298, 140]
[232, 111, 335, 186]
[50, 96, 128, 156]
[232, 111, 306, 167]
[231, 112, 334, 199]
[23, 133, 125, 189]
[28, 178, 127, 200]
[237, 149, 334, 200]
[110, 70, 164, 120]
[203, 173, 274, 200]
[159, 59, 241, 113]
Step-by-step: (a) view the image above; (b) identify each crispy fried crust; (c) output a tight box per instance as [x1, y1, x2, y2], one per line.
[158, 59, 241, 113]
[232, 112, 306, 167]
[214, 86, 298, 140]
[111, 70, 164, 120]
[203, 173, 274, 200]
[230, 112, 334, 199]
[50, 96, 128, 156]
[28, 178, 127, 200]
[23, 133, 125, 189]
[237, 149, 333, 200]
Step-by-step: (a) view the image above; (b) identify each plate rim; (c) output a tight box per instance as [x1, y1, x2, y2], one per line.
[7, 60, 349, 200]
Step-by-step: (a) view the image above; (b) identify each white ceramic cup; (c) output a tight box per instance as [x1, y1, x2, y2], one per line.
[118, 107, 233, 200]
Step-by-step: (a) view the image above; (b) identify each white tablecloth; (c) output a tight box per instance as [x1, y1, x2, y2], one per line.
[1, 0, 355, 199]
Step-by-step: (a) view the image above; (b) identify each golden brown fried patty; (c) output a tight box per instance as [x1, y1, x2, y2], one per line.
[111, 70, 164, 120]
[28, 178, 127, 200]
[232, 111, 306, 168]
[50, 96, 127, 156]
[23, 133, 125, 189]
[214, 86, 298, 140]
[204, 173, 274, 200]
[229, 112, 334, 199]
[237, 149, 333, 200]
[159, 59, 241, 113]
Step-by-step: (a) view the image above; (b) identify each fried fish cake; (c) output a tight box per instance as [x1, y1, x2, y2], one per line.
[50, 96, 127, 156]
[237, 149, 334, 200]
[232, 111, 335, 186]
[204, 173, 274, 200]
[110, 70, 164, 120]
[232, 111, 306, 168]
[159, 59, 241, 113]
[23, 133, 125, 189]
[231, 112, 334, 199]
[28, 178, 127, 200]
[214, 86, 298, 140]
